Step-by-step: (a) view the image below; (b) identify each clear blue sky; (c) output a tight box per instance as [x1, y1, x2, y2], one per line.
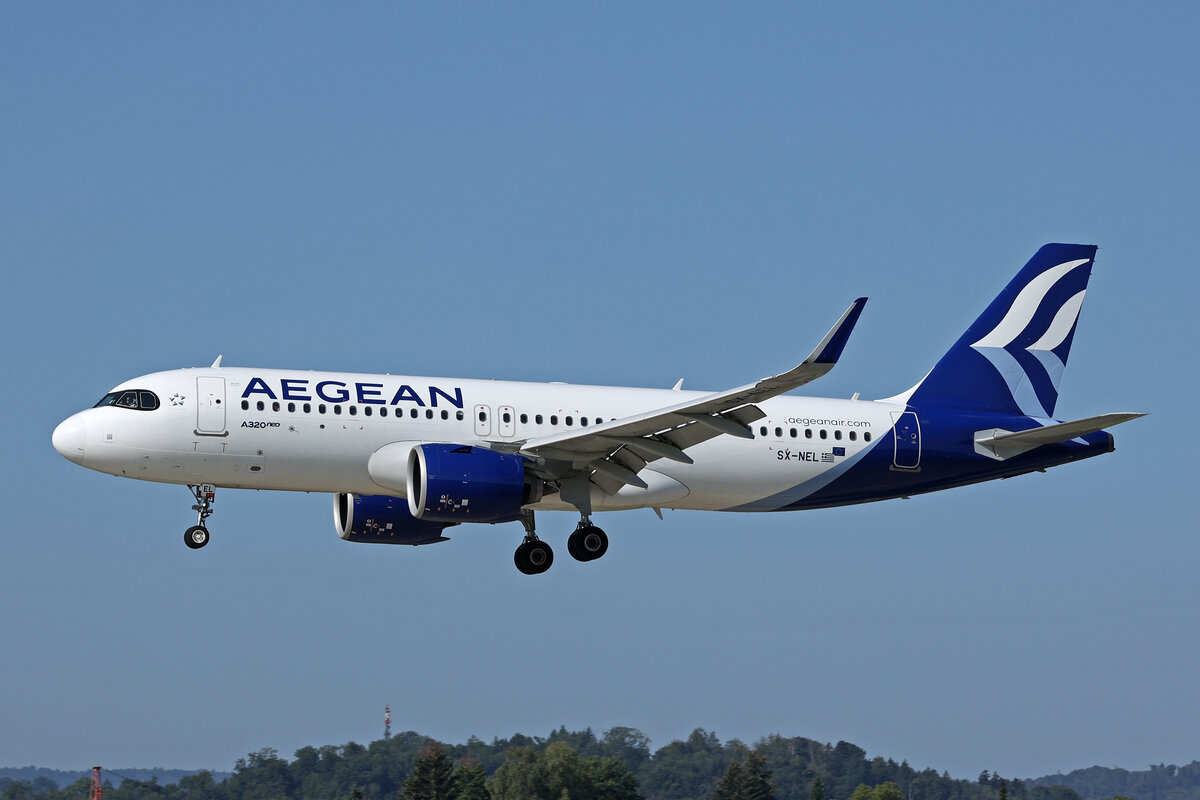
[2, 2, 1196, 782]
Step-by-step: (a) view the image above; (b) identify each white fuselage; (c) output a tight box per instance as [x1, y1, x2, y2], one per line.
[56, 367, 898, 513]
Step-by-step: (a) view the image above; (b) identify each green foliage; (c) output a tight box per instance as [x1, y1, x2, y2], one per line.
[5, 726, 1152, 800]
[401, 743, 457, 800]
[490, 740, 642, 800]
[453, 762, 489, 800]
[713, 751, 778, 800]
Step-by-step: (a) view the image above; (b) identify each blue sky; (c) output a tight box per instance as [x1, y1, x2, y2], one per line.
[2, 2, 1196, 782]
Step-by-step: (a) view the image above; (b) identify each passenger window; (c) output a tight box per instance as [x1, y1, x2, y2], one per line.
[759, 426, 767, 437]
[774, 427, 782, 438]
[789, 428, 797, 438]
[502, 412, 511, 423]
[304, 403, 311, 413]
[257, 401, 265, 411]
[379, 407, 387, 417]
[288, 402, 296, 412]
[363, 406, 372, 417]
[805, 429, 813, 439]
[333, 405, 342, 415]
[272, 401, 280, 412]
[456, 410, 464, 421]
[864, 432, 872, 442]
[565, 416, 574, 426]
[426, 409, 433, 419]
[318, 404, 326, 414]
[581, 417, 588, 426]
[242, 400, 249, 410]
[520, 413, 528, 424]
[536, 414, 544, 425]
[819, 429, 827, 439]
[849, 431, 857, 441]
[834, 430, 842, 440]
[349, 406, 357, 416]
[550, 415, 559, 425]
[441, 410, 449, 420]
[411, 408, 418, 418]
[478, 411, 487, 421]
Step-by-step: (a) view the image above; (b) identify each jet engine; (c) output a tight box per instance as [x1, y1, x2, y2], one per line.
[407, 444, 542, 523]
[333, 492, 453, 545]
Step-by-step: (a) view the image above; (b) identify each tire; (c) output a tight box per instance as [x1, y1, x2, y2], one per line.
[578, 526, 608, 561]
[524, 540, 554, 574]
[514, 542, 533, 574]
[567, 532, 585, 562]
[184, 525, 210, 549]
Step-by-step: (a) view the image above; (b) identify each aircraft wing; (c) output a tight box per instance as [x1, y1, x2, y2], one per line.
[516, 298, 867, 491]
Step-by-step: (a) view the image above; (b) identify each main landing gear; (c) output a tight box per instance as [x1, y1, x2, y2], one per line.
[512, 510, 609, 575]
[184, 484, 216, 550]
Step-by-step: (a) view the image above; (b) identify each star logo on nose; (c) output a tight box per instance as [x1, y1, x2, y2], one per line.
[170, 393, 186, 406]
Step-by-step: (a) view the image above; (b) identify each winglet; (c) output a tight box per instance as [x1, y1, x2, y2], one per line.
[806, 298, 868, 365]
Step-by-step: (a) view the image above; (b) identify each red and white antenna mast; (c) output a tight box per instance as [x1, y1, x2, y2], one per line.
[384, 704, 391, 739]
[90, 767, 103, 800]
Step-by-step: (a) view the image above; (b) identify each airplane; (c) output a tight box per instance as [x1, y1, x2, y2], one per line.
[52, 244, 1143, 574]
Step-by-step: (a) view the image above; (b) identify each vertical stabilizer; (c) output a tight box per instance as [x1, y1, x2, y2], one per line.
[907, 243, 1097, 416]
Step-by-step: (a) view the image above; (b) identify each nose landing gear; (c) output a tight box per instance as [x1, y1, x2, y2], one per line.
[184, 484, 216, 549]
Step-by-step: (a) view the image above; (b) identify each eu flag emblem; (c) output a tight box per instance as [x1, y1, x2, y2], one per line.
[833, 446, 846, 457]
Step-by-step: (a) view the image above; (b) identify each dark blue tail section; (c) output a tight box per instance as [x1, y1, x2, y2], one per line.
[907, 243, 1097, 417]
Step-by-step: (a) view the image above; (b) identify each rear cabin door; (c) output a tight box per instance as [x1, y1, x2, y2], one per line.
[890, 411, 920, 469]
[196, 377, 227, 435]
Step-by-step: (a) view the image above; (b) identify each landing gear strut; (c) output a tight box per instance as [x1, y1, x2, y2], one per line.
[514, 509, 553, 575]
[184, 484, 215, 549]
[567, 517, 609, 562]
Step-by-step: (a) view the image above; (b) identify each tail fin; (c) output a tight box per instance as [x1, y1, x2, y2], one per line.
[907, 243, 1098, 417]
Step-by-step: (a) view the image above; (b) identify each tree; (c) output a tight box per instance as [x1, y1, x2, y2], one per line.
[743, 751, 778, 800]
[402, 742, 458, 800]
[811, 776, 828, 800]
[455, 762, 490, 800]
[713, 760, 748, 800]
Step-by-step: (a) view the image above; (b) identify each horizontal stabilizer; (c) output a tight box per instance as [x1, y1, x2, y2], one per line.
[974, 412, 1145, 460]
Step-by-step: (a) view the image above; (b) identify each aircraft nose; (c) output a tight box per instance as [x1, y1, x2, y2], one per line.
[52, 413, 87, 464]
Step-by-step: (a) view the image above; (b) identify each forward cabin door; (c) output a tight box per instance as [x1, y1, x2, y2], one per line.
[196, 377, 227, 435]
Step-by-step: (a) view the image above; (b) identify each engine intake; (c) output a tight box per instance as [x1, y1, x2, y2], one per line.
[334, 492, 453, 546]
[407, 444, 541, 523]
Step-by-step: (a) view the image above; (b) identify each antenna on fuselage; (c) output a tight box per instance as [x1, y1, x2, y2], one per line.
[210, 355, 223, 368]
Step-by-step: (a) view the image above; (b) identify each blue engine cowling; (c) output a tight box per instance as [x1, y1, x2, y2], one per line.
[407, 444, 541, 523]
[334, 492, 453, 546]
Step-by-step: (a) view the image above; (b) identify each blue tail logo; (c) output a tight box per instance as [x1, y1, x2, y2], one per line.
[908, 243, 1097, 417]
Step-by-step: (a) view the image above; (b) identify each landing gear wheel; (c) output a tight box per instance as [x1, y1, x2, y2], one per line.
[569, 525, 608, 562]
[184, 525, 210, 549]
[514, 540, 553, 575]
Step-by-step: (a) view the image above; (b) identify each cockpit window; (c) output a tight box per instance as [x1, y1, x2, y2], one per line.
[94, 390, 160, 410]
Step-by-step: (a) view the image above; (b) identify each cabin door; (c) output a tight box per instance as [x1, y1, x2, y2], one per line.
[890, 411, 921, 469]
[196, 377, 227, 435]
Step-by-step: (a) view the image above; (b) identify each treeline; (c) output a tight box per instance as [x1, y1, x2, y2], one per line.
[0, 727, 1109, 800]
[1028, 762, 1200, 800]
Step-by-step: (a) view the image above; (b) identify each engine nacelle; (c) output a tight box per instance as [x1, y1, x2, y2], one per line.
[407, 444, 542, 523]
[333, 492, 453, 546]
